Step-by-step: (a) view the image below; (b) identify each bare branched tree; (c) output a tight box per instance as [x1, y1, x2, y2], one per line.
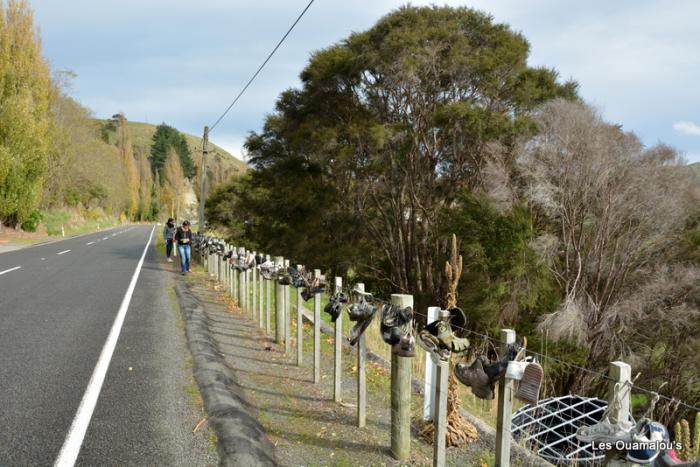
[518, 99, 699, 390]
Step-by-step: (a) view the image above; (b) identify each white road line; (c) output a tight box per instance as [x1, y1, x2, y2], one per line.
[0, 266, 21, 275]
[86, 241, 95, 246]
[57, 250, 71, 255]
[54, 226, 154, 467]
[102, 237, 108, 240]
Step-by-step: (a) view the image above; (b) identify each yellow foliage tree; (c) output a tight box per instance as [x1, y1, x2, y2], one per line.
[136, 148, 153, 220]
[114, 113, 139, 220]
[0, 0, 53, 227]
[162, 148, 185, 220]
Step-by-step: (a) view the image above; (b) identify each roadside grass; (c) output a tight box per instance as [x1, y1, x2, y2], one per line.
[42, 209, 120, 237]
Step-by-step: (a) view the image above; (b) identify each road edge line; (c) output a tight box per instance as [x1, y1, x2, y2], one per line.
[53, 225, 155, 467]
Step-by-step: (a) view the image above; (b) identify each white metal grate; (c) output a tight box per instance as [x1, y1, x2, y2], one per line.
[511, 395, 609, 466]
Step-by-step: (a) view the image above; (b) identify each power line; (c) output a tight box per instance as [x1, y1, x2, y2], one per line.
[208, 0, 315, 133]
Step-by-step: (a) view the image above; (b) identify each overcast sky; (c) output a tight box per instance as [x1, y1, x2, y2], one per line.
[32, 0, 700, 164]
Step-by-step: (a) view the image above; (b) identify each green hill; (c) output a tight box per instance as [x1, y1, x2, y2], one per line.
[123, 120, 247, 178]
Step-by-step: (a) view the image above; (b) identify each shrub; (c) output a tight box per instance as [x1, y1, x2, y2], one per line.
[21, 210, 42, 232]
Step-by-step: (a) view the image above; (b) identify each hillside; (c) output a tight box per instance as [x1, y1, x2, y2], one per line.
[92, 118, 247, 221]
[124, 120, 247, 178]
[690, 162, 700, 182]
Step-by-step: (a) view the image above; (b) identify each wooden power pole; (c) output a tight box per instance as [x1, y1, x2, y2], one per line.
[198, 126, 209, 232]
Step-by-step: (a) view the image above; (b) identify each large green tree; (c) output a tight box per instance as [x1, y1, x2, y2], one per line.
[149, 123, 195, 179]
[231, 5, 576, 304]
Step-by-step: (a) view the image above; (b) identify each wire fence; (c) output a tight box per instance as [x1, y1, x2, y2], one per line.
[193, 239, 700, 465]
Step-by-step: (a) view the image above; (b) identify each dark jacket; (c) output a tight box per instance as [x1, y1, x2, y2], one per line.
[174, 227, 192, 246]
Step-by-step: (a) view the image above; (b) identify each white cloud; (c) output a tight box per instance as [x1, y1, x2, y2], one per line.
[673, 121, 700, 136]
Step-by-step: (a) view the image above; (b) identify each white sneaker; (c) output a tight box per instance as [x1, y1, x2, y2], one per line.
[167, 258, 173, 262]
[576, 416, 635, 444]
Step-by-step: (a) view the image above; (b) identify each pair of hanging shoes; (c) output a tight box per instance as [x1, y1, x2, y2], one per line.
[455, 356, 495, 400]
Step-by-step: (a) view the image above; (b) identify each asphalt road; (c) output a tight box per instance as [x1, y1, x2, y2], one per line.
[0, 225, 215, 466]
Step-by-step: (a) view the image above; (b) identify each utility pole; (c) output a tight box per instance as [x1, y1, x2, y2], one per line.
[198, 126, 209, 233]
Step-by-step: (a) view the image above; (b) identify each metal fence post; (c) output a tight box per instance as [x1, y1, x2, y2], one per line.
[496, 329, 516, 467]
[390, 293, 413, 461]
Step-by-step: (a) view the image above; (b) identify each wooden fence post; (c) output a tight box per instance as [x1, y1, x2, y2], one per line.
[297, 265, 304, 367]
[313, 269, 321, 384]
[233, 265, 239, 304]
[284, 260, 291, 354]
[258, 255, 264, 328]
[496, 329, 516, 467]
[433, 359, 449, 467]
[606, 361, 633, 466]
[265, 255, 271, 334]
[275, 256, 284, 344]
[424, 306, 440, 421]
[390, 293, 413, 461]
[229, 257, 234, 298]
[356, 283, 367, 428]
[239, 261, 246, 313]
[250, 251, 258, 322]
[224, 245, 229, 292]
[247, 257, 253, 319]
[334, 276, 343, 403]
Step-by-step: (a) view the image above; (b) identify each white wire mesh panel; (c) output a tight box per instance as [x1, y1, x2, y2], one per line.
[511, 395, 608, 466]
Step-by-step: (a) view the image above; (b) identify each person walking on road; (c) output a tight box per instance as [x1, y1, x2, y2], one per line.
[175, 220, 193, 275]
[163, 218, 177, 262]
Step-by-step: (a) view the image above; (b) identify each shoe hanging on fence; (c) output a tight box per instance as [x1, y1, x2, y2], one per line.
[287, 267, 308, 289]
[346, 289, 376, 346]
[259, 260, 275, 280]
[379, 303, 416, 357]
[576, 415, 637, 444]
[454, 355, 495, 400]
[324, 292, 348, 322]
[515, 359, 544, 405]
[301, 275, 326, 301]
[417, 308, 470, 362]
[277, 272, 292, 285]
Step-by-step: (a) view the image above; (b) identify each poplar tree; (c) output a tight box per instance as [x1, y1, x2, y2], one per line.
[114, 113, 139, 220]
[0, 0, 53, 228]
